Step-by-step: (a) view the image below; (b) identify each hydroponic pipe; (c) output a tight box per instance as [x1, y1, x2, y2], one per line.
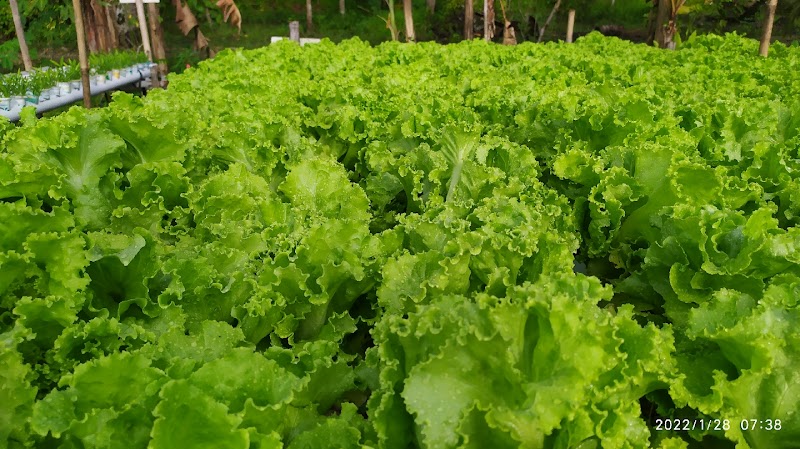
[0, 67, 152, 123]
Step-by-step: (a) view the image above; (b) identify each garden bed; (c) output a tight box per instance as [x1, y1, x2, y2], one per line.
[1, 34, 799, 449]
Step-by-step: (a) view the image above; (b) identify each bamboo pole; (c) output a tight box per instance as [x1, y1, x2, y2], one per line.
[71, 0, 92, 108]
[403, 0, 415, 42]
[464, 0, 473, 39]
[759, 0, 778, 57]
[9, 0, 33, 71]
[135, 0, 153, 60]
[566, 9, 575, 43]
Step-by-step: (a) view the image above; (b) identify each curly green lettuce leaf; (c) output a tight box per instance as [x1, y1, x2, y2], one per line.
[370, 273, 675, 449]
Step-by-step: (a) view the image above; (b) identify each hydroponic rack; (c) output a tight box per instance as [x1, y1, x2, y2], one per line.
[0, 64, 154, 122]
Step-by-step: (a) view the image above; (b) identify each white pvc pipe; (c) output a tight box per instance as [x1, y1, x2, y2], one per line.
[0, 66, 152, 122]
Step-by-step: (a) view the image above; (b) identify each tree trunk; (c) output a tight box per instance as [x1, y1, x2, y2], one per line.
[9, 0, 33, 70]
[653, 0, 673, 48]
[427, 0, 435, 13]
[339, 0, 345, 15]
[759, 0, 778, 57]
[306, 0, 313, 32]
[82, 0, 98, 52]
[464, 0, 473, 39]
[83, 0, 103, 52]
[403, 0, 415, 42]
[104, 5, 119, 50]
[83, 0, 120, 53]
[484, 0, 494, 41]
[147, 2, 168, 85]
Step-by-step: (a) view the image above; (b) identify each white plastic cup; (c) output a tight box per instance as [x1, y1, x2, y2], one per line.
[58, 82, 71, 96]
[11, 96, 25, 109]
[24, 93, 39, 106]
[0, 98, 10, 111]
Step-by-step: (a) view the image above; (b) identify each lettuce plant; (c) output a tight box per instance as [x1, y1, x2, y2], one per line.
[1, 33, 799, 449]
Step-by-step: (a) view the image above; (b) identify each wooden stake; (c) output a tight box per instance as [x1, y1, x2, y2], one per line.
[566, 9, 575, 43]
[340, 0, 345, 15]
[759, 0, 778, 57]
[9, 0, 33, 71]
[289, 20, 300, 43]
[427, 0, 435, 13]
[403, 0, 415, 42]
[464, 0, 473, 39]
[484, 0, 494, 42]
[135, 0, 153, 60]
[306, 0, 313, 32]
[71, 0, 92, 108]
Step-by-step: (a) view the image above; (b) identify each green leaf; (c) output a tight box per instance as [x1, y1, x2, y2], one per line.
[0, 345, 37, 448]
[188, 348, 304, 413]
[150, 380, 249, 449]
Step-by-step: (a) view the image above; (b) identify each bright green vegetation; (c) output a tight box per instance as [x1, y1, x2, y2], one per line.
[2, 33, 800, 449]
[0, 51, 148, 98]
